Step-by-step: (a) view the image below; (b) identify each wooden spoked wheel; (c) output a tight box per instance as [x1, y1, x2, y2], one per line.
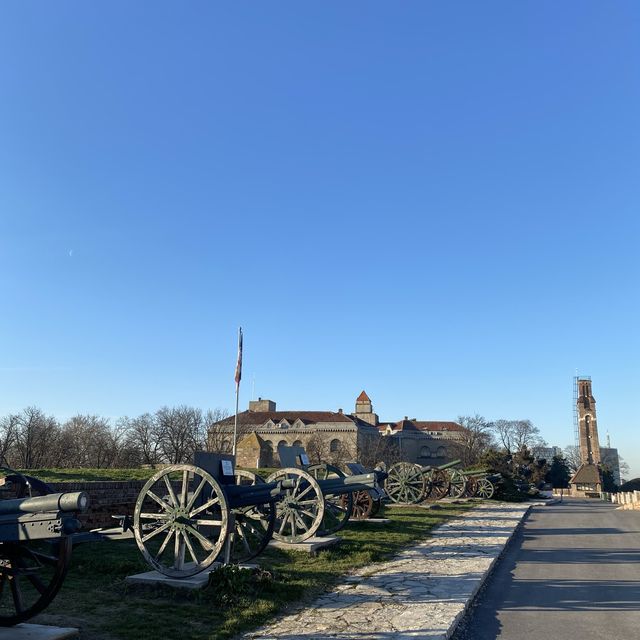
[307, 464, 353, 535]
[266, 468, 324, 543]
[385, 463, 426, 504]
[344, 490, 374, 520]
[448, 470, 467, 498]
[134, 464, 229, 578]
[230, 470, 275, 564]
[465, 476, 479, 497]
[0, 537, 72, 626]
[425, 468, 450, 500]
[476, 478, 495, 499]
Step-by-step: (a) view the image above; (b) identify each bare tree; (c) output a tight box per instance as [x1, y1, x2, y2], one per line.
[11, 407, 61, 468]
[123, 413, 163, 466]
[306, 434, 327, 465]
[358, 435, 401, 469]
[58, 415, 119, 468]
[0, 414, 18, 466]
[453, 415, 494, 467]
[203, 408, 233, 453]
[155, 406, 204, 464]
[563, 445, 582, 473]
[491, 419, 542, 454]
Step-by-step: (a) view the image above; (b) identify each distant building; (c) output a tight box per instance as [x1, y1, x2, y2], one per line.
[378, 418, 466, 466]
[600, 447, 621, 486]
[531, 445, 563, 462]
[210, 390, 466, 468]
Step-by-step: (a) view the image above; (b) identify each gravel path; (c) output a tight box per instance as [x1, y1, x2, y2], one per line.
[242, 502, 531, 640]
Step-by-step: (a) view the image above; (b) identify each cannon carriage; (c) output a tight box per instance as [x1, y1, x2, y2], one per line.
[132, 453, 295, 578]
[341, 462, 386, 520]
[0, 468, 89, 626]
[266, 445, 387, 541]
[385, 459, 464, 504]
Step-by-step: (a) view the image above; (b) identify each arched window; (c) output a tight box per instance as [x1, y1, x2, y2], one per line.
[330, 439, 341, 453]
[277, 440, 288, 449]
[437, 446, 446, 458]
[293, 440, 303, 447]
[264, 441, 273, 451]
[420, 446, 431, 458]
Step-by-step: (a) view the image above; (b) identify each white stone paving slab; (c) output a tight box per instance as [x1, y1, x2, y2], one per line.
[0, 624, 79, 639]
[243, 502, 531, 640]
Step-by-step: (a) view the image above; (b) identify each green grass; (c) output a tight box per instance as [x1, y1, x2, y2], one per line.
[19, 468, 158, 482]
[34, 502, 471, 640]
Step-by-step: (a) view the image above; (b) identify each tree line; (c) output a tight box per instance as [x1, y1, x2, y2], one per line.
[452, 414, 627, 490]
[0, 406, 229, 469]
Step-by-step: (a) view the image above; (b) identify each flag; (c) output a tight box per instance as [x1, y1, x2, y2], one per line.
[234, 327, 243, 386]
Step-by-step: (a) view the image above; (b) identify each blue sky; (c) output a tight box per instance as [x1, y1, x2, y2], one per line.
[1, 3, 638, 477]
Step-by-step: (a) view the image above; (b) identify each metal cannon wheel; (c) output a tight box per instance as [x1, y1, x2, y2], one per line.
[385, 463, 426, 504]
[266, 468, 324, 543]
[230, 470, 275, 564]
[465, 476, 479, 498]
[134, 464, 229, 578]
[0, 537, 72, 626]
[424, 468, 450, 500]
[307, 463, 353, 535]
[448, 470, 467, 498]
[476, 478, 495, 499]
[343, 490, 374, 520]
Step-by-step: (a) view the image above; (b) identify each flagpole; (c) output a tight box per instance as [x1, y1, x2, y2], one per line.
[233, 327, 243, 457]
[233, 382, 240, 456]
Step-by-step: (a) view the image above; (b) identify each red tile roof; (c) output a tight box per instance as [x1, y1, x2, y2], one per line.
[357, 390, 371, 402]
[216, 410, 354, 427]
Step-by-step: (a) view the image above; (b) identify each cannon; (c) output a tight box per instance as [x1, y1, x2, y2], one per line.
[461, 470, 500, 499]
[132, 453, 297, 578]
[266, 446, 387, 541]
[0, 468, 89, 626]
[342, 462, 387, 520]
[385, 459, 463, 504]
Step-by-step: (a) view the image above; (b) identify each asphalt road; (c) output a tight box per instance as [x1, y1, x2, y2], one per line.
[452, 498, 640, 640]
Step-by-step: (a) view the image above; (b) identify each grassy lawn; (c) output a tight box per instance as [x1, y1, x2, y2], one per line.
[34, 502, 471, 639]
[19, 468, 158, 482]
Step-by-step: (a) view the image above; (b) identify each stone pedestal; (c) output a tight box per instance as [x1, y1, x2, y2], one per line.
[0, 625, 79, 640]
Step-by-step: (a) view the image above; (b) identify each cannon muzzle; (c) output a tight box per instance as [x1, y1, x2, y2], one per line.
[0, 491, 90, 515]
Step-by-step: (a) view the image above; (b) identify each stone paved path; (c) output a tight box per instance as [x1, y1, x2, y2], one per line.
[243, 502, 531, 640]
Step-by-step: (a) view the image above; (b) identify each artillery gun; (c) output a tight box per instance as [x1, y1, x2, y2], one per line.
[342, 462, 387, 520]
[267, 446, 387, 540]
[0, 468, 89, 626]
[385, 459, 463, 504]
[132, 453, 293, 578]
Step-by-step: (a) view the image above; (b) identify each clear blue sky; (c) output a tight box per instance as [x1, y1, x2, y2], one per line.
[1, 3, 638, 477]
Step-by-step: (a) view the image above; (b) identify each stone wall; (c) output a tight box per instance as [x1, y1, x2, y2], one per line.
[49, 481, 147, 530]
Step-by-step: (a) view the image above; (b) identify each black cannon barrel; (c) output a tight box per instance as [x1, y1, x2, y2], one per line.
[0, 491, 90, 515]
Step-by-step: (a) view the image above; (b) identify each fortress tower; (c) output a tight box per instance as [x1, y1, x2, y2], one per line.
[354, 390, 379, 426]
[570, 377, 603, 497]
[577, 378, 601, 465]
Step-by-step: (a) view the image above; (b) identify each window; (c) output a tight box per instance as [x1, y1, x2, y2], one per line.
[420, 446, 431, 458]
[330, 439, 341, 453]
[293, 440, 303, 447]
[437, 446, 446, 458]
[278, 440, 288, 449]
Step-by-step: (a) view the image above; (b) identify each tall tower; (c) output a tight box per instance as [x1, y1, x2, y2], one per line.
[354, 391, 379, 426]
[577, 377, 601, 465]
